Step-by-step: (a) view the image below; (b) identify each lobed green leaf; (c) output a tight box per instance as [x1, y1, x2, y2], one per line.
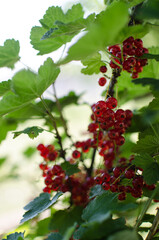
[0, 39, 20, 69]
[107, 230, 140, 240]
[81, 52, 105, 75]
[2, 232, 24, 240]
[61, 161, 80, 176]
[20, 192, 62, 224]
[60, 1, 129, 64]
[82, 191, 137, 223]
[0, 80, 12, 96]
[49, 206, 83, 235]
[13, 126, 44, 139]
[30, 4, 87, 55]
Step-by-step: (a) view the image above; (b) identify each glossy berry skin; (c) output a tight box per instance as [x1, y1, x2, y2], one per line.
[115, 109, 126, 122]
[88, 123, 98, 132]
[115, 136, 125, 146]
[106, 97, 118, 109]
[72, 150, 81, 159]
[98, 77, 107, 86]
[125, 110, 133, 119]
[37, 144, 45, 151]
[118, 192, 126, 201]
[125, 169, 135, 179]
[113, 167, 121, 178]
[102, 182, 110, 190]
[100, 65, 107, 73]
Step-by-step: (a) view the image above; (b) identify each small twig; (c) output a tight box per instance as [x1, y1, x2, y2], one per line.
[40, 96, 66, 160]
[52, 83, 73, 143]
[108, 68, 121, 98]
[145, 208, 159, 240]
[87, 148, 97, 177]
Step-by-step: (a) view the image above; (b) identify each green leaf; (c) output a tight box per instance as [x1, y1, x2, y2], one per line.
[61, 1, 129, 63]
[2, 232, 24, 240]
[0, 92, 30, 116]
[143, 162, 159, 185]
[143, 183, 159, 200]
[49, 206, 83, 235]
[147, 97, 159, 111]
[139, 122, 159, 139]
[133, 0, 159, 20]
[20, 192, 62, 224]
[36, 217, 51, 236]
[74, 217, 126, 240]
[0, 80, 12, 96]
[133, 153, 159, 185]
[0, 117, 17, 143]
[132, 78, 159, 91]
[46, 233, 62, 240]
[23, 147, 36, 158]
[118, 24, 149, 43]
[117, 71, 149, 104]
[81, 52, 105, 75]
[41, 14, 95, 40]
[133, 153, 154, 169]
[89, 185, 105, 199]
[12, 58, 60, 100]
[0, 157, 6, 166]
[142, 53, 159, 61]
[63, 223, 77, 240]
[31, 4, 85, 55]
[0, 59, 60, 117]
[61, 161, 80, 176]
[40, 4, 84, 29]
[107, 230, 139, 240]
[13, 126, 44, 139]
[0, 39, 20, 69]
[82, 191, 137, 223]
[133, 135, 159, 155]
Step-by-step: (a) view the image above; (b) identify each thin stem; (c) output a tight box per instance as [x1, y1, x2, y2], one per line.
[145, 208, 159, 240]
[52, 83, 73, 142]
[40, 96, 66, 160]
[87, 148, 97, 177]
[134, 184, 159, 231]
[108, 68, 121, 98]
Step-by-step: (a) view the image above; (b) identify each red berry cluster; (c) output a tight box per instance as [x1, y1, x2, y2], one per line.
[107, 36, 148, 79]
[37, 144, 58, 161]
[88, 97, 133, 169]
[37, 144, 95, 206]
[37, 96, 158, 203]
[93, 156, 156, 201]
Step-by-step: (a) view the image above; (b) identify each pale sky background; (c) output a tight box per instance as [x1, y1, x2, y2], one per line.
[0, 0, 106, 235]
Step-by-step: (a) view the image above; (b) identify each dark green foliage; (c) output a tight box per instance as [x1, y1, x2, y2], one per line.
[13, 126, 44, 139]
[61, 161, 80, 176]
[20, 192, 62, 223]
[49, 206, 83, 234]
[2, 232, 24, 240]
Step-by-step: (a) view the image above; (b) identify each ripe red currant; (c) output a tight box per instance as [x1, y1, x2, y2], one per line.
[98, 77, 107, 86]
[100, 65, 107, 73]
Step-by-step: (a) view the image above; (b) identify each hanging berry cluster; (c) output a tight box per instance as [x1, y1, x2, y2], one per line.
[98, 36, 149, 87]
[36, 36, 158, 205]
[37, 96, 157, 203]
